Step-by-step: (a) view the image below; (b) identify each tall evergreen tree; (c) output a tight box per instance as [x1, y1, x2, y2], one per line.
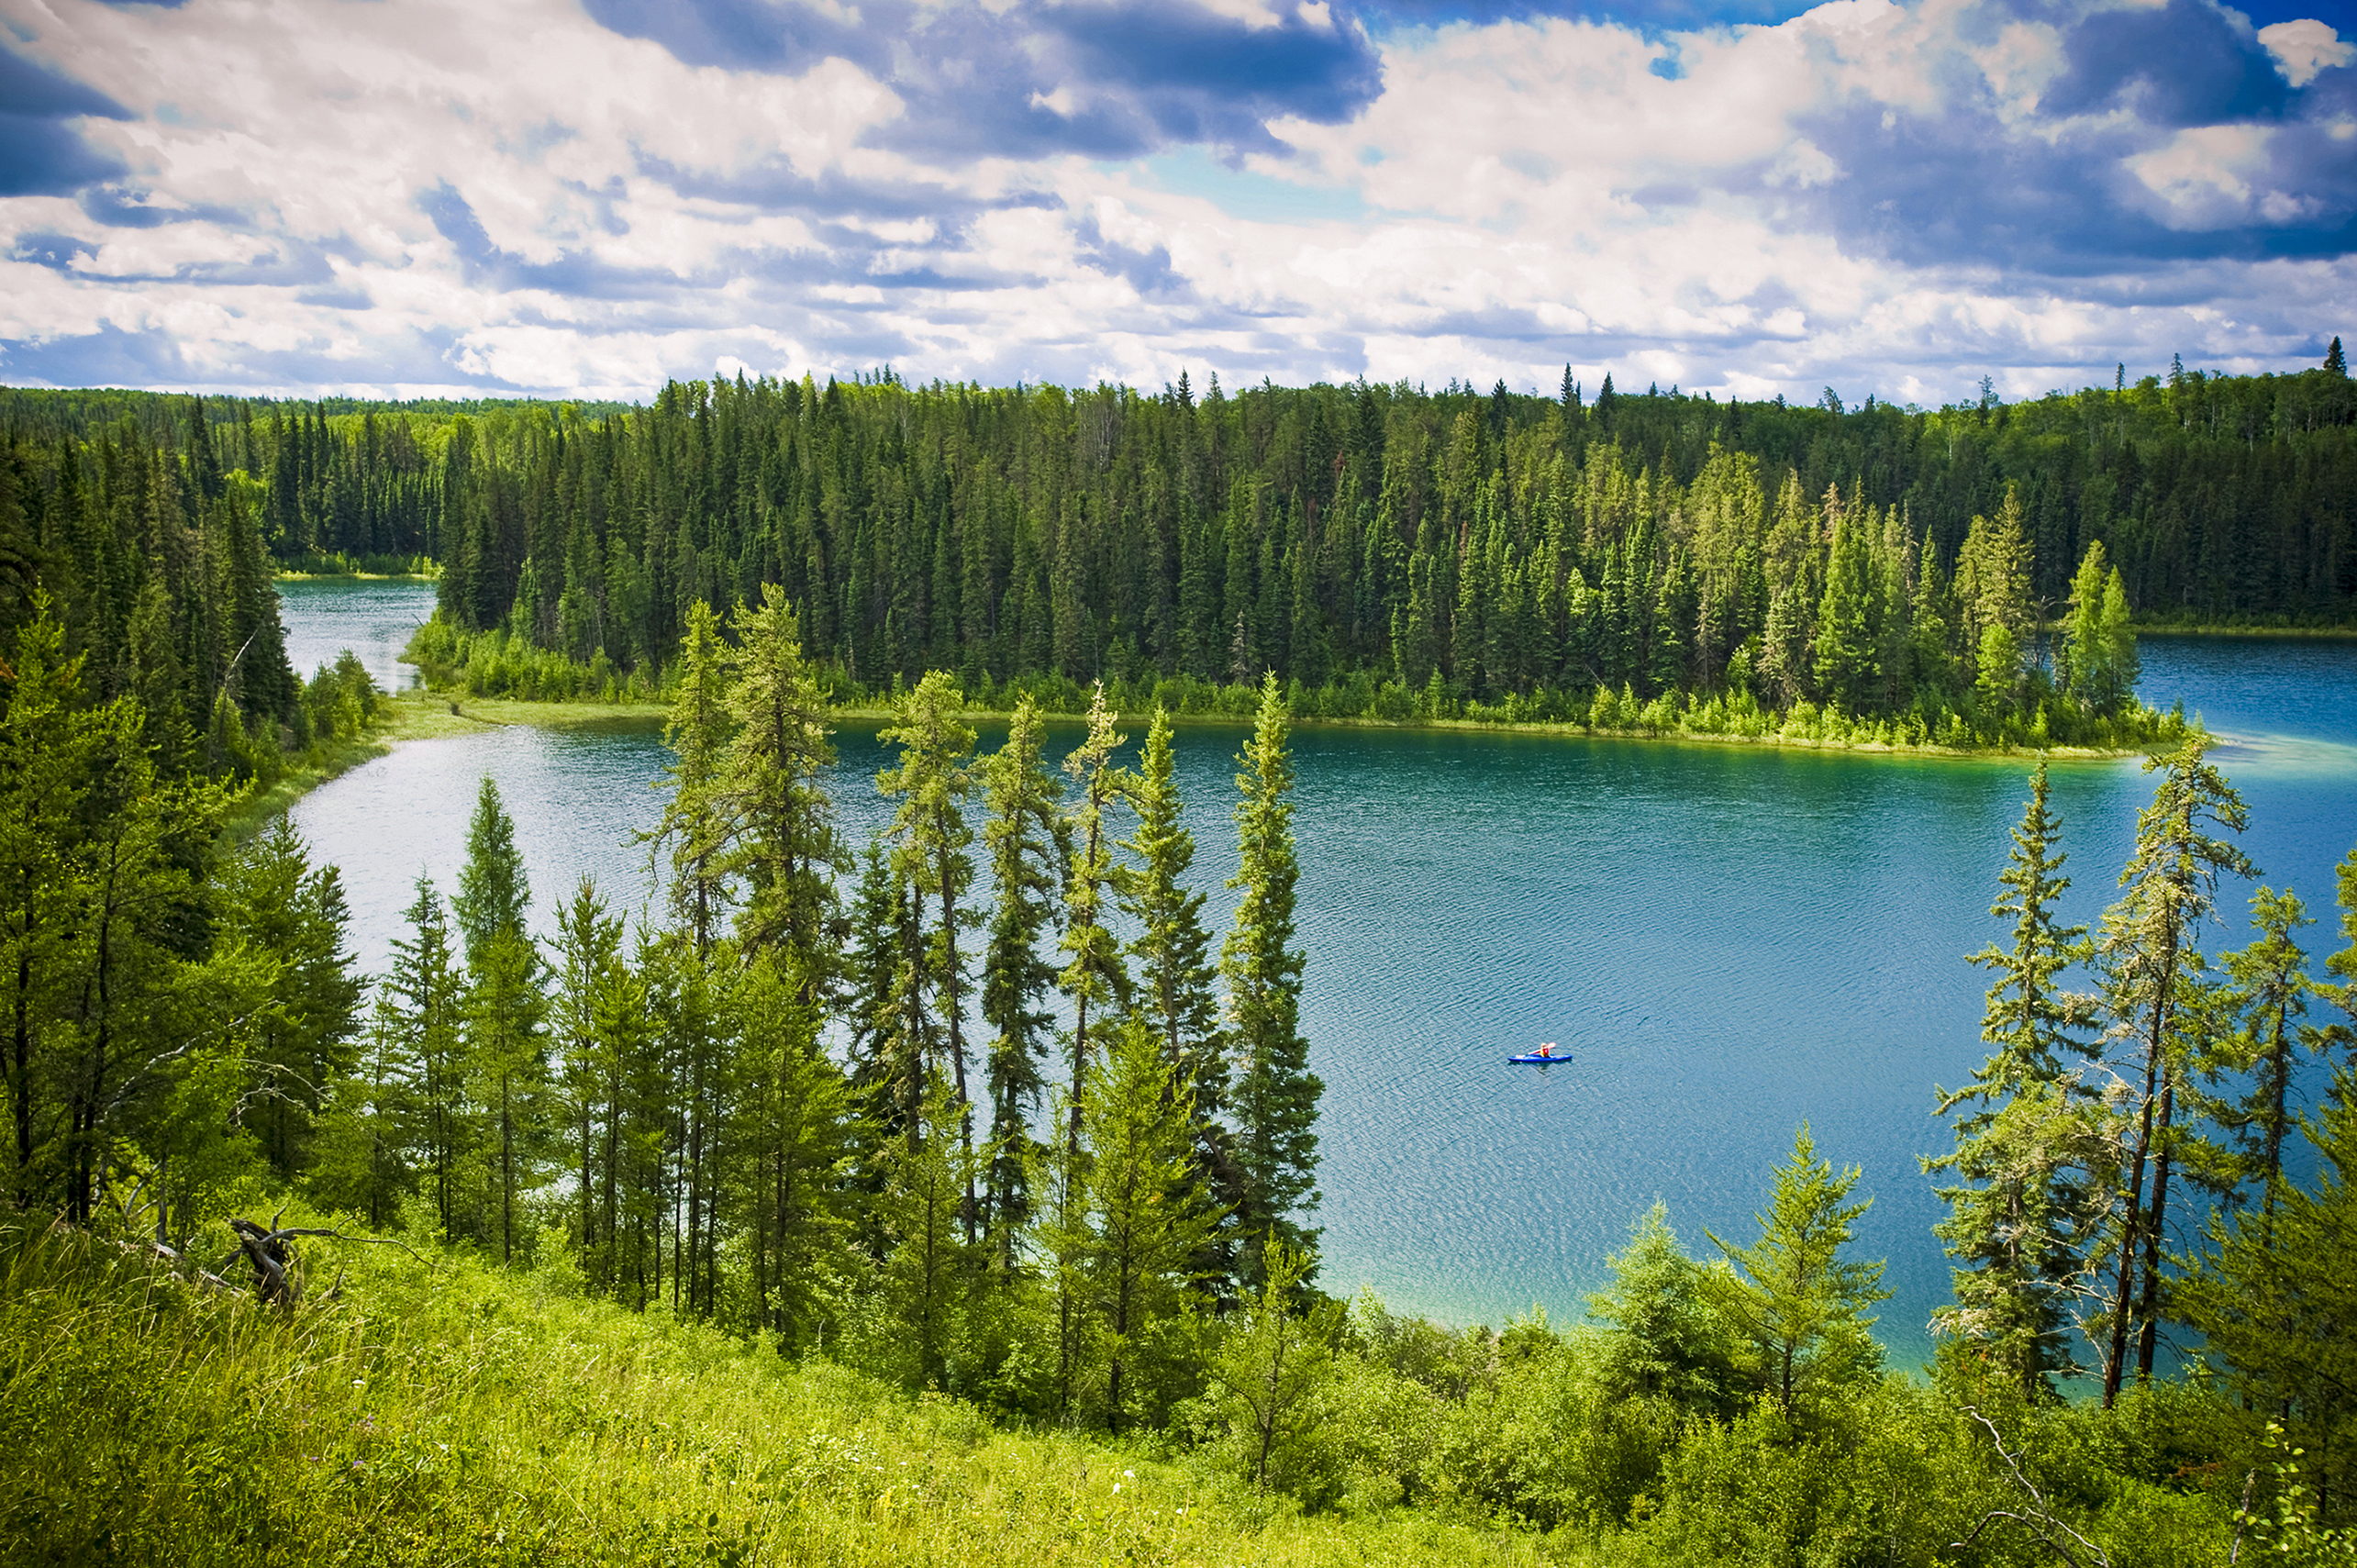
[1707, 1124, 1891, 1417]
[976, 695, 1065, 1264]
[1086, 1017, 1218, 1433]
[453, 776, 529, 967]
[1927, 762, 2104, 1396]
[2095, 734, 2256, 1404]
[722, 584, 842, 987]
[1223, 673, 1320, 1280]
[1057, 683, 1131, 1162]
[1119, 705, 1233, 1281]
[388, 875, 466, 1242]
[649, 598, 739, 951]
[877, 670, 979, 1233]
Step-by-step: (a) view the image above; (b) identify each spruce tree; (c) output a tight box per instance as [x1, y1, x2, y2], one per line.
[882, 1074, 980, 1392]
[977, 695, 1065, 1264]
[389, 874, 466, 1241]
[467, 922, 547, 1264]
[733, 951, 858, 1353]
[1926, 770, 2100, 1399]
[878, 670, 979, 1231]
[551, 875, 625, 1278]
[2177, 1065, 2357, 1499]
[453, 776, 529, 967]
[305, 988, 418, 1231]
[1223, 673, 1321, 1279]
[2095, 734, 2256, 1403]
[2185, 888, 2320, 1237]
[1706, 1124, 1891, 1416]
[722, 584, 842, 987]
[1119, 706, 1233, 1281]
[1087, 1018, 1218, 1433]
[452, 773, 543, 1261]
[649, 598, 739, 951]
[216, 816, 362, 1183]
[1058, 683, 1131, 1162]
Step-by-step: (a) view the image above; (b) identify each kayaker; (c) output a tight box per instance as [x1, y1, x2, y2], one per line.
[1538, 1041, 1555, 1058]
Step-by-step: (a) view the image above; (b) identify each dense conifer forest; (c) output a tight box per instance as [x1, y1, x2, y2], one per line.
[6, 351, 2354, 750]
[3, 361, 2357, 1563]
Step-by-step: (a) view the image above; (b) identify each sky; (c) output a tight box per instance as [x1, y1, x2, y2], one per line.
[1, 0, 2352, 406]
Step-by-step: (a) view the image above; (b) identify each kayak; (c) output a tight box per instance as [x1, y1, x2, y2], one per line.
[1506, 1049, 1569, 1064]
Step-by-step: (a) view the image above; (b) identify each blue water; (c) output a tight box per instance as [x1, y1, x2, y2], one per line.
[277, 577, 430, 691]
[279, 582, 2357, 1365]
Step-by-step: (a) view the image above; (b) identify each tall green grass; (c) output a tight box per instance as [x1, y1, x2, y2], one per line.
[0, 1223, 1555, 1567]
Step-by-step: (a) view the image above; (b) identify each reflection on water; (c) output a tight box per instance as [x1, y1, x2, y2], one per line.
[285, 582, 2357, 1365]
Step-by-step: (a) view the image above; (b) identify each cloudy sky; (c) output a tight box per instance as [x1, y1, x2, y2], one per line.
[1, 0, 2351, 406]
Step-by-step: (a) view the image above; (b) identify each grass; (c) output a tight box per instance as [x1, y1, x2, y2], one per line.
[0, 1222, 1560, 1567]
[379, 690, 669, 734]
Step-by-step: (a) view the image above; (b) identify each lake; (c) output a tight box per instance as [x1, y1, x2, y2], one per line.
[280, 578, 2357, 1366]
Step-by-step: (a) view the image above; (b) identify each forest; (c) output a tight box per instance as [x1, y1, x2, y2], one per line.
[6, 350, 2355, 758]
[3, 359, 2357, 1563]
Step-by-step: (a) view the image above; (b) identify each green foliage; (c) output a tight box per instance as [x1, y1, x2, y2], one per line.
[1706, 1124, 1890, 1418]
[1225, 673, 1322, 1275]
[1588, 1203, 1738, 1417]
[1209, 1232, 1336, 1493]
[0, 1221, 1574, 1568]
[1930, 762, 2102, 1395]
[976, 696, 1064, 1265]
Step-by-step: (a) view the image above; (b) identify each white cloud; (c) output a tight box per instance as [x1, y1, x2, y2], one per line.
[0, 0, 2346, 404]
[2259, 19, 2353, 90]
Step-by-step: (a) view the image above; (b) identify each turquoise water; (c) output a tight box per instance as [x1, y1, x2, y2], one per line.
[279, 582, 2357, 1363]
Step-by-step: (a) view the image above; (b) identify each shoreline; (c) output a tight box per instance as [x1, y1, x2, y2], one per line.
[244, 681, 2168, 832]
[2130, 622, 2357, 640]
[274, 571, 439, 583]
[394, 684, 2165, 762]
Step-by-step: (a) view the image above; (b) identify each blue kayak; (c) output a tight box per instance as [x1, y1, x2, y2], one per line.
[1506, 1048, 1569, 1064]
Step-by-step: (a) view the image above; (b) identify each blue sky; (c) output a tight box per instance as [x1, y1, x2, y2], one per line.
[1, 0, 2351, 404]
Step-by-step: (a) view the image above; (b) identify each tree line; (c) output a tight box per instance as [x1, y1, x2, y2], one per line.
[8, 350, 2355, 750]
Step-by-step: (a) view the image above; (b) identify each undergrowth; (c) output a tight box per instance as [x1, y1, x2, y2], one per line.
[0, 1223, 1556, 1567]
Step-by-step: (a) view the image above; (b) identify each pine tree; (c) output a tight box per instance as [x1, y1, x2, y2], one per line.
[2326, 336, 2347, 377]
[389, 875, 466, 1242]
[216, 816, 362, 1182]
[2185, 888, 2321, 1236]
[453, 776, 529, 967]
[977, 695, 1065, 1265]
[882, 1074, 980, 1391]
[734, 951, 859, 1353]
[878, 670, 979, 1234]
[723, 584, 843, 988]
[2095, 734, 2256, 1404]
[2177, 1066, 2357, 1501]
[1086, 1017, 1218, 1432]
[1707, 1124, 1891, 1416]
[1224, 673, 1321, 1280]
[304, 987, 418, 1230]
[1928, 764, 2100, 1396]
[466, 922, 548, 1264]
[649, 597, 739, 951]
[1058, 683, 1131, 1162]
[1119, 705, 1233, 1284]
[551, 875, 625, 1278]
